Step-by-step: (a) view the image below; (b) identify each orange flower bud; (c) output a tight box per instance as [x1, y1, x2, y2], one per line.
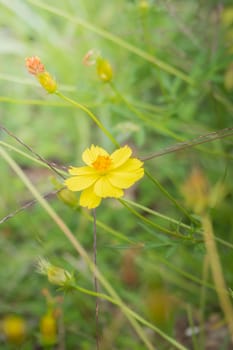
[25, 56, 45, 75]
[96, 58, 113, 82]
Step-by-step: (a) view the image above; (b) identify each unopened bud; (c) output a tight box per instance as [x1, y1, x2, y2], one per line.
[58, 188, 79, 208]
[25, 56, 45, 75]
[181, 167, 210, 214]
[37, 72, 57, 94]
[96, 58, 113, 82]
[40, 313, 57, 346]
[25, 56, 57, 93]
[37, 258, 73, 287]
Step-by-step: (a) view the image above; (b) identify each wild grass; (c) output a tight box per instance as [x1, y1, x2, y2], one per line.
[0, 1, 233, 349]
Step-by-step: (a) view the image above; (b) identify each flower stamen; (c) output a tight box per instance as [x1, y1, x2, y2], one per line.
[92, 155, 112, 171]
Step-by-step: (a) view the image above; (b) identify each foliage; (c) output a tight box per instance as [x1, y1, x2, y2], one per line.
[0, 0, 233, 349]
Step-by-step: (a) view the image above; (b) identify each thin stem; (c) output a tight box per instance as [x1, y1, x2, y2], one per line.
[202, 214, 233, 341]
[73, 285, 187, 350]
[123, 198, 198, 232]
[0, 125, 65, 179]
[0, 140, 67, 176]
[119, 198, 199, 241]
[141, 127, 233, 161]
[109, 82, 182, 141]
[55, 91, 119, 147]
[145, 170, 198, 225]
[93, 209, 99, 350]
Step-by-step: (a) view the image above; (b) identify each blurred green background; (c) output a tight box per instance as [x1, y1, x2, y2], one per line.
[1, 1, 233, 349]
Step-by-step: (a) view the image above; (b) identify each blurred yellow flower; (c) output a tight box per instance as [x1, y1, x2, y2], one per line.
[2, 315, 26, 345]
[65, 145, 144, 209]
[181, 167, 209, 214]
[40, 312, 57, 346]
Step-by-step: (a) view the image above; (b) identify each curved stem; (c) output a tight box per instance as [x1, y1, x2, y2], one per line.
[55, 91, 119, 147]
[118, 198, 195, 241]
[73, 285, 188, 350]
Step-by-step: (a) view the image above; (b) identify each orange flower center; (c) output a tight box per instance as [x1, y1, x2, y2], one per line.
[92, 155, 112, 171]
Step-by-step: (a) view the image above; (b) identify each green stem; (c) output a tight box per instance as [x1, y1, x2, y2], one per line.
[73, 285, 188, 350]
[118, 198, 193, 240]
[123, 198, 198, 232]
[110, 82, 182, 141]
[55, 91, 119, 147]
[145, 170, 198, 225]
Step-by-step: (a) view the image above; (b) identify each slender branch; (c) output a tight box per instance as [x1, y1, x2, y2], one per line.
[0, 125, 66, 178]
[0, 189, 59, 224]
[141, 127, 233, 161]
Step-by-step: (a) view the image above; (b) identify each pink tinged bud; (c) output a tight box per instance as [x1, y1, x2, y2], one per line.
[83, 49, 100, 66]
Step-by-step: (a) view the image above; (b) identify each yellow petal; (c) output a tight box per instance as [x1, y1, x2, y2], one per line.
[79, 186, 102, 209]
[108, 168, 144, 189]
[94, 177, 123, 198]
[110, 145, 132, 168]
[65, 174, 98, 191]
[116, 158, 144, 172]
[82, 145, 109, 166]
[68, 166, 96, 175]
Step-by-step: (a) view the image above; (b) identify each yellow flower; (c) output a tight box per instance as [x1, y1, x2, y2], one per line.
[181, 167, 209, 214]
[40, 312, 57, 346]
[2, 315, 26, 345]
[65, 145, 144, 209]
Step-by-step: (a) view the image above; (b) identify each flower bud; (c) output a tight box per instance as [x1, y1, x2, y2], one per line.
[37, 72, 57, 94]
[47, 265, 72, 286]
[57, 188, 79, 208]
[40, 313, 57, 346]
[2, 315, 26, 345]
[139, 0, 149, 12]
[25, 56, 57, 93]
[96, 57, 113, 82]
[51, 177, 79, 208]
[37, 258, 73, 287]
[181, 167, 210, 214]
[25, 56, 45, 75]
[83, 49, 100, 66]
